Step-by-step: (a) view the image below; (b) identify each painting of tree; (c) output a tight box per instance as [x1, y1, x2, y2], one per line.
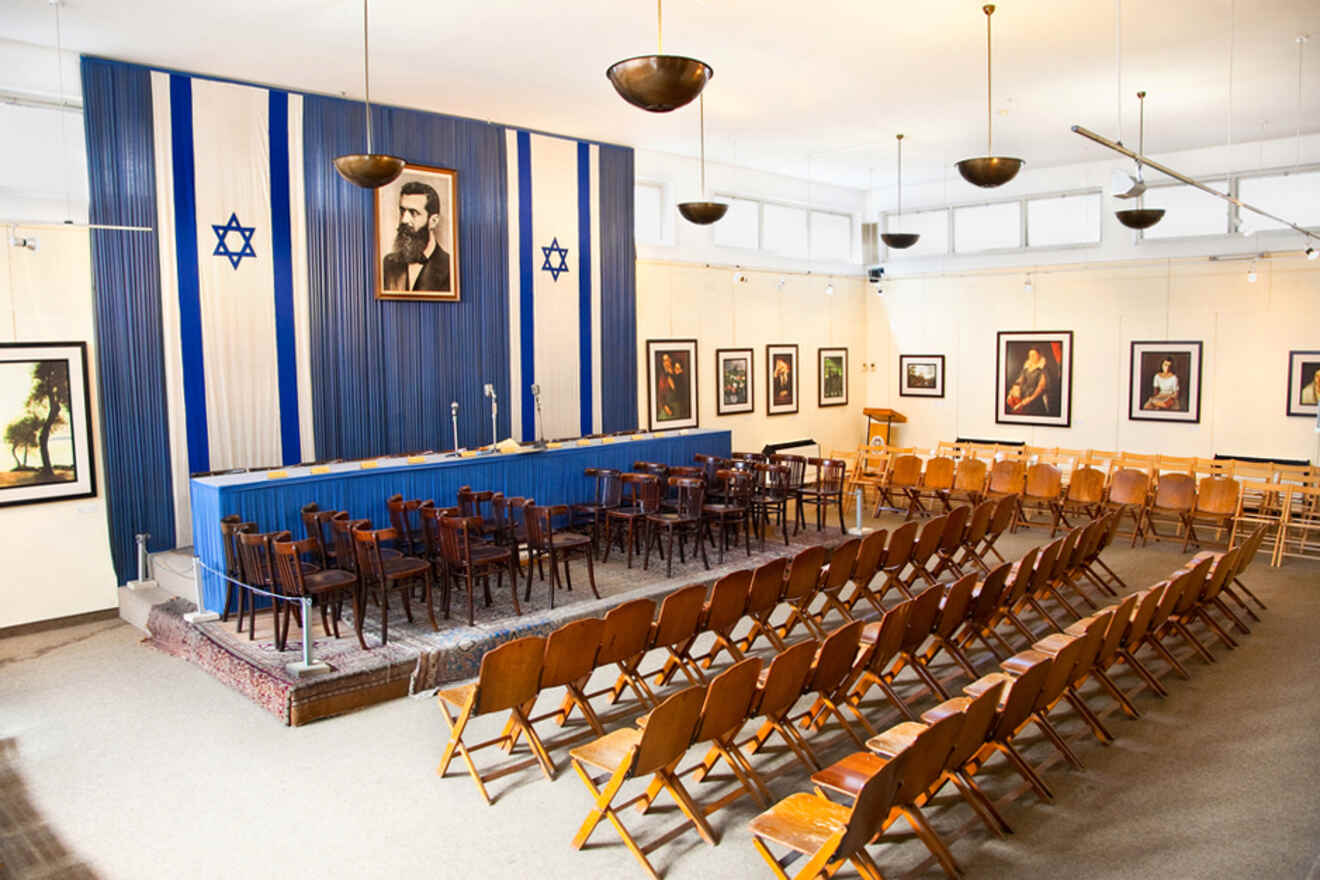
[1, 358, 75, 489]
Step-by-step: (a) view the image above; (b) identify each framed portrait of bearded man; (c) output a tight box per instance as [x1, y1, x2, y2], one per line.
[375, 163, 460, 301]
[996, 330, 1073, 428]
[647, 339, 698, 431]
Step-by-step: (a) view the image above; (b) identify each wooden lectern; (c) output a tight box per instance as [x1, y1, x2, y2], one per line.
[863, 408, 906, 445]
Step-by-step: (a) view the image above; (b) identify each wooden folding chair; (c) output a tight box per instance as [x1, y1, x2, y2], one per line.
[958, 657, 1057, 802]
[841, 528, 889, 618]
[1277, 484, 1320, 568]
[640, 583, 710, 688]
[919, 572, 982, 685]
[1142, 472, 1196, 545]
[775, 545, 827, 643]
[872, 521, 918, 603]
[954, 500, 996, 574]
[986, 546, 1041, 651]
[946, 457, 988, 508]
[736, 557, 790, 655]
[437, 635, 553, 803]
[1180, 476, 1240, 551]
[1150, 557, 1217, 667]
[748, 747, 909, 880]
[569, 686, 713, 879]
[1062, 593, 1141, 719]
[793, 621, 871, 752]
[975, 494, 1018, 564]
[1131, 573, 1198, 683]
[985, 460, 1026, 518]
[1011, 610, 1117, 746]
[877, 453, 924, 517]
[587, 597, 661, 711]
[880, 583, 949, 704]
[742, 639, 822, 773]
[1105, 467, 1151, 545]
[898, 514, 947, 595]
[846, 600, 917, 725]
[1166, 548, 1242, 651]
[689, 569, 753, 671]
[1017, 463, 1063, 530]
[804, 538, 862, 635]
[503, 618, 606, 770]
[912, 456, 957, 515]
[1051, 465, 1106, 535]
[929, 503, 972, 579]
[948, 561, 1015, 664]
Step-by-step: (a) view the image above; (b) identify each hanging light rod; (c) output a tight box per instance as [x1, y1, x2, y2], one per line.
[1072, 124, 1318, 242]
[2, 219, 152, 231]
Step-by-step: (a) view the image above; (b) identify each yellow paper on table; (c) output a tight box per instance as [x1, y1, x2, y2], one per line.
[577, 438, 594, 446]
[631, 434, 647, 441]
[266, 470, 289, 479]
[406, 456, 427, 464]
[460, 450, 480, 458]
[309, 466, 331, 475]
[360, 460, 380, 469]
[546, 441, 564, 449]
[600, 436, 616, 444]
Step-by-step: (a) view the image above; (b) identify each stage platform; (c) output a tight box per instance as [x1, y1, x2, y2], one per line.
[146, 524, 853, 726]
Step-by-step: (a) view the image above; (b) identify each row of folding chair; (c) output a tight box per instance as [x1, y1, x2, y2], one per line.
[746, 521, 1273, 880]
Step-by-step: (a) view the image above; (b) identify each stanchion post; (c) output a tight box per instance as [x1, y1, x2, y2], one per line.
[183, 556, 219, 624]
[127, 531, 159, 591]
[285, 595, 330, 679]
[847, 486, 874, 536]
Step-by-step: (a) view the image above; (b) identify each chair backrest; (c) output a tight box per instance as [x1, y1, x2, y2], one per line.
[755, 639, 819, 719]
[632, 685, 707, 776]
[938, 505, 971, 555]
[1172, 555, 1214, 614]
[850, 529, 888, 590]
[596, 598, 658, 665]
[1001, 545, 1039, 607]
[386, 494, 422, 555]
[1201, 546, 1241, 602]
[436, 515, 482, 566]
[1093, 593, 1137, 666]
[270, 533, 314, 597]
[236, 530, 276, 587]
[946, 679, 1006, 768]
[897, 713, 963, 802]
[1123, 587, 1163, 647]
[901, 584, 945, 654]
[329, 513, 359, 572]
[987, 459, 1025, 495]
[352, 522, 399, 583]
[712, 470, 751, 508]
[745, 557, 789, 615]
[540, 617, 604, 689]
[704, 569, 752, 631]
[934, 573, 978, 638]
[953, 458, 988, 493]
[910, 515, 947, 564]
[963, 500, 995, 546]
[783, 544, 827, 601]
[220, 515, 255, 577]
[622, 472, 664, 514]
[1068, 610, 1113, 686]
[991, 657, 1052, 739]
[821, 538, 862, 593]
[1067, 467, 1107, 504]
[1025, 463, 1063, 500]
[834, 749, 910, 859]
[694, 657, 763, 742]
[772, 453, 808, 490]
[473, 635, 547, 715]
[583, 467, 624, 508]
[1153, 472, 1197, 511]
[810, 458, 848, 493]
[1035, 636, 1088, 709]
[525, 503, 567, 553]
[987, 493, 1018, 535]
[967, 562, 1012, 622]
[862, 600, 912, 672]
[807, 620, 866, 694]
[922, 456, 956, 491]
[456, 486, 494, 521]
[882, 520, 919, 571]
[754, 462, 791, 498]
[651, 583, 708, 647]
[418, 503, 459, 560]
[1148, 573, 1188, 629]
[1196, 476, 1240, 516]
[632, 461, 670, 482]
[889, 454, 924, 488]
[1029, 539, 1064, 594]
[299, 505, 336, 567]
[1108, 468, 1150, 505]
[1049, 529, 1081, 582]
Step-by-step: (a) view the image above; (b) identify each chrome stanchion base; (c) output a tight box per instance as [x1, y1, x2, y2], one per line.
[183, 609, 220, 624]
[284, 659, 331, 679]
[183, 556, 219, 623]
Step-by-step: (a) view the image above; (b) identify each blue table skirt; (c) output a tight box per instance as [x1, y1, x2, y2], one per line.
[188, 429, 732, 613]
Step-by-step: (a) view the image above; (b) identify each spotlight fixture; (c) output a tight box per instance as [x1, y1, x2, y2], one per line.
[1023, 274, 1032, 292]
[732, 270, 748, 284]
[1307, 246, 1317, 261]
[676, 93, 727, 225]
[881, 134, 920, 249]
[606, 0, 712, 112]
[956, 5, 1024, 188]
[1114, 92, 1165, 231]
[776, 276, 787, 290]
[874, 285, 885, 297]
[825, 282, 835, 296]
[1247, 263, 1258, 283]
[333, 0, 405, 188]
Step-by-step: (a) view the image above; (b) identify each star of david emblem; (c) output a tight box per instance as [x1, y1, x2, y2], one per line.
[540, 237, 570, 282]
[211, 212, 257, 269]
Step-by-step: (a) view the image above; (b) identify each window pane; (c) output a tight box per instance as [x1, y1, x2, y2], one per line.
[712, 196, 760, 249]
[954, 202, 1021, 252]
[762, 203, 809, 258]
[1237, 171, 1320, 231]
[885, 209, 948, 256]
[1140, 179, 1229, 239]
[1027, 192, 1101, 247]
[810, 210, 852, 262]
[633, 182, 663, 244]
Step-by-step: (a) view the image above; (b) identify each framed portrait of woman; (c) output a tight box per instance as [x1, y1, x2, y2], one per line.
[645, 339, 698, 431]
[1286, 350, 1320, 418]
[767, 344, 798, 415]
[995, 331, 1073, 428]
[1129, 341, 1203, 423]
[715, 348, 754, 415]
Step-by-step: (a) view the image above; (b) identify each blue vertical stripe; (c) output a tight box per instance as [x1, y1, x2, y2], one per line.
[168, 74, 210, 473]
[267, 91, 301, 465]
[576, 142, 594, 436]
[597, 144, 638, 432]
[517, 130, 535, 443]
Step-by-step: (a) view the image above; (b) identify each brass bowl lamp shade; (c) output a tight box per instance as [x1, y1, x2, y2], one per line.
[880, 232, 920, 249]
[956, 5, 1023, 189]
[334, 153, 405, 189]
[1115, 208, 1165, 230]
[606, 54, 713, 112]
[677, 201, 728, 224]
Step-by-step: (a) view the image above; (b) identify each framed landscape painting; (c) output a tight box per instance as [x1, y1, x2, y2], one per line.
[767, 344, 799, 415]
[375, 163, 460, 301]
[899, 354, 945, 398]
[0, 342, 96, 508]
[1287, 349, 1320, 418]
[996, 330, 1073, 428]
[716, 347, 754, 415]
[818, 347, 848, 407]
[646, 339, 698, 430]
[1129, 340, 1202, 423]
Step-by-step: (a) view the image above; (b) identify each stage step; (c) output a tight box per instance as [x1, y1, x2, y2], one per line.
[116, 547, 197, 635]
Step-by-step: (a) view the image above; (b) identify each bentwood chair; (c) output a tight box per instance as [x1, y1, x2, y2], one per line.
[703, 469, 755, 563]
[603, 473, 663, 569]
[386, 494, 425, 556]
[525, 504, 599, 607]
[798, 457, 848, 534]
[353, 521, 437, 646]
[271, 533, 357, 649]
[749, 462, 793, 546]
[436, 514, 519, 626]
[571, 467, 623, 557]
[298, 503, 338, 569]
[219, 514, 255, 629]
[644, 477, 710, 577]
[771, 453, 808, 525]
[236, 530, 294, 644]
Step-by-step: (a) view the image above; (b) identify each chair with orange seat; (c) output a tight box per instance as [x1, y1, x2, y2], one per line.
[946, 456, 989, 508]
[1105, 467, 1152, 545]
[877, 453, 924, 518]
[1142, 471, 1197, 545]
[1017, 462, 1063, 530]
[911, 455, 957, 516]
[1181, 475, 1240, 551]
[1051, 466, 1107, 535]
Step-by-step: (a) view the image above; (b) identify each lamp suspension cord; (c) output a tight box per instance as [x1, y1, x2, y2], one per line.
[362, 0, 373, 153]
[985, 5, 994, 154]
[1136, 91, 1145, 208]
[1296, 36, 1306, 171]
[657, 0, 663, 54]
[699, 92, 706, 198]
[1114, 0, 1122, 143]
[54, 0, 70, 223]
[895, 134, 903, 218]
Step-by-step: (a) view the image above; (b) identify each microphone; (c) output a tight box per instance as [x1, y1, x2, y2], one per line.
[530, 383, 541, 398]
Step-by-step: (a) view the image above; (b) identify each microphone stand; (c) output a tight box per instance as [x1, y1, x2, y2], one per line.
[450, 401, 459, 452]
[532, 386, 547, 449]
[485, 386, 498, 448]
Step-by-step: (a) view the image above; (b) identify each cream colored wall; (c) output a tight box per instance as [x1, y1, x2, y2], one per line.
[0, 227, 119, 628]
[865, 255, 1320, 463]
[636, 261, 871, 458]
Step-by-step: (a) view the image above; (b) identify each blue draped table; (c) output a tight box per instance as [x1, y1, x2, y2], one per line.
[188, 429, 732, 613]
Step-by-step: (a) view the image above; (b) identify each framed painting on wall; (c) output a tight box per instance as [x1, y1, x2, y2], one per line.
[1286, 349, 1320, 418]
[716, 348, 754, 415]
[767, 344, 799, 415]
[818, 347, 848, 407]
[996, 330, 1073, 428]
[898, 354, 945, 398]
[1128, 341, 1203, 423]
[375, 163, 461, 301]
[0, 342, 96, 508]
[646, 339, 698, 430]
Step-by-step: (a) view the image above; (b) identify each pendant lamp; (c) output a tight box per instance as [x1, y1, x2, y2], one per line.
[880, 134, 920, 249]
[677, 93, 728, 224]
[1114, 91, 1165, 230]
[334, 0, 405, 189]
[956, 5, 1023, 188]
[607, 0, 713, 113]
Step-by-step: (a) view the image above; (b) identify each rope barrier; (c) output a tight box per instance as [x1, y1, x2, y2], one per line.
[193, 558, 321, 671]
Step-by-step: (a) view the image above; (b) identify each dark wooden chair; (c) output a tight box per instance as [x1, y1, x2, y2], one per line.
[236, 530, 300, 644]
[797, 457, 848, 534]
[570, 467, 623, 557]
[386, 493, 425, 556]
[329, 511, 400, 577]
[703, 468, 754, 563]
[418, 503, 461, 597]
[457, 485, 499, 542]
[299, 503, 337, 569]
[271, 533, 358, 648]
[771, 452, 808, 526]
[749, 462, 792, 546]
[436, 514, 519, 626]
[524, 503, 599, 608]
[352, 520, 437, 646]
[603, 473, 663, 570]
[219, 514, 255, 629]
[644, 477, 710, 577]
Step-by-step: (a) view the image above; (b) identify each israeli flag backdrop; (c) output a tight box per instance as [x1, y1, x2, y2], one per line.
[150, 72, 315, 543]
[506, 129, 604, 442]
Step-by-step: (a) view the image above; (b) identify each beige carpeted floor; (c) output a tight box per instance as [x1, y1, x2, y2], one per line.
[2, 515, 1319, 880]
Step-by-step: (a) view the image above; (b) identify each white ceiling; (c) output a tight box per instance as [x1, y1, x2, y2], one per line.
[3, 0, 1318, 188]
